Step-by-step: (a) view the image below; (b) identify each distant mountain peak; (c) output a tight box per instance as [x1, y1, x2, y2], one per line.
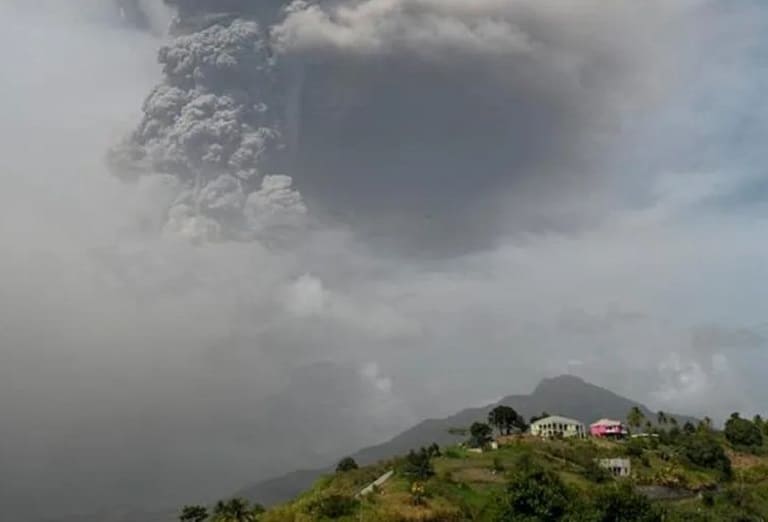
[533, 374, 591, 393]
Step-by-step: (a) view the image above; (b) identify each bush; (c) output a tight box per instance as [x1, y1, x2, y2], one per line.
[591, 483, 663, 522]
[625, 439, 645, 458]
[681, 434, 732, 477]
[725, 413, 763, 448]
[308, 494, 359, 518]
[496, 465, 571, 521]
[444, 447, 464, 459]
[582, 460, 611, 483]
[400, 447, 435, 480]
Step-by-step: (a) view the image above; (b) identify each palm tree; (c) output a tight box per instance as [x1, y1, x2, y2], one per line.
[627, 406, 646, 433]
[211, 498, 263, 522]
[657, 411, 668, 427]
[179, 505, 208, 522]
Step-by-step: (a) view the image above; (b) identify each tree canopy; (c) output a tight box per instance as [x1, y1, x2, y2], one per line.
[469, 422, 494, 448]
[335, 456, 359, 473]
[488, 405, 527, 435]
[725, 412, 763, 448]
[627, 406, 647, 432]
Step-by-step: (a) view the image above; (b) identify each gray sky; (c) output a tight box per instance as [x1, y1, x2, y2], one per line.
[1, 1, 767, 519]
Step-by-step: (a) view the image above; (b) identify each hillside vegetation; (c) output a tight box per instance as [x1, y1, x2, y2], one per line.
[182, 411, 768, 521]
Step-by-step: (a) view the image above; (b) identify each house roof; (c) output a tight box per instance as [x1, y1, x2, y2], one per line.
[531, 415, 584, 427]
[590, 418, 625, 427]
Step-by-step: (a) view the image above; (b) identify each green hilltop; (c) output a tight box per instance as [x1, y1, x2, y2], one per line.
[183, 411, 768, 521]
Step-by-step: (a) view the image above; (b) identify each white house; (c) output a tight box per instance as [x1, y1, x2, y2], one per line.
[598, 458, 631, 477]
[530, 415, 586, 439]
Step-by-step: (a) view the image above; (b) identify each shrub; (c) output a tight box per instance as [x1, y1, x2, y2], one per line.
[583, 460, 611, 484]
[625, 439, 645, 458]
[496, 465, 571, 521]
[591, 483, 663, 522]
[308, 494, 359, 518]
[444, 447, 464, 459]
[400, 447, 435, 480]
[681, 434, 732, 477]
[725, 413, 763, 448]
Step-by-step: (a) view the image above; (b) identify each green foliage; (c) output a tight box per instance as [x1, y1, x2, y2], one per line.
[489, 405, 527, 435]
[582, 459, 611, 484]
[681, 433, 732, 477]
[335, 456, 359, 473]
[469, 422, 494, 448]
[496, 464, 571, 521]
[725, 413, 764, 448]
[211, 498, 263, 522]
[427, 442, 442, 458]
[625, 438, 645, 458]
[590, 483, 663, 522]
[179, 505, 208, 522]
[307, 494, 359, 518]
[627, 407, 647, 432]
[444, 447, 464, 459]
[400, 447, 436, 480]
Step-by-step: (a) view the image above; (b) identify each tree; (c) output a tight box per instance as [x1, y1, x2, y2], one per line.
[179, 505, 208, 522]
[401, 447, 435, 480]
[336, 456, 359, 473]
[497, 465, 571, 521]
[657, 411, 668, 427]
[753, 414, 764, 434]
[469, 422, 494, 448]
[697, 417, 712, 433]
[725, 412, 763, 448]
[683, 421, 696, 435]
[211, 498, 263, 522]
[627, 406, 646, 432]
[427, 442, 441, 458]
[488, 406, 526, 435]
[529, 411, 551, 424]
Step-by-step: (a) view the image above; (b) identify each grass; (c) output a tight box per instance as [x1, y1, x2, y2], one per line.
[259, 436, 768, 521]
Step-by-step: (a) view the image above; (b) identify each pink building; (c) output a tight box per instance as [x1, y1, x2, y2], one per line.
[590, 418, 629, 439]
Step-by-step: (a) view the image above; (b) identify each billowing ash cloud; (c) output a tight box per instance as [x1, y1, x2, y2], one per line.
[273, 0, 679, 252]
[110, 11, 305, 242]
[115, 0, 681, 254]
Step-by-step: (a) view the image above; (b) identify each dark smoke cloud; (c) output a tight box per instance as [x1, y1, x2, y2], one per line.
[275, 0, 680, 253]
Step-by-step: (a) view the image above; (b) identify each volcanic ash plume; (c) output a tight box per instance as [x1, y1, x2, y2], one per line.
[110, 11, 305, 242]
